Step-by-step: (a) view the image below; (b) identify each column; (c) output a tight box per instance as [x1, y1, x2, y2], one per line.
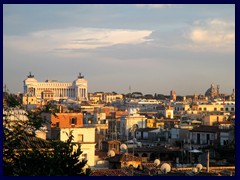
[85, 88, 87, 98]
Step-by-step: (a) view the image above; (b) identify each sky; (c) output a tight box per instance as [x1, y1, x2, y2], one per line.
[3, 4, 235, 96]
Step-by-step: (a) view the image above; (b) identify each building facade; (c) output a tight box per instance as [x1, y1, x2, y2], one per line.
[120, 108, 147, 138]
[60, 127, 96, 167]
[23, 72, 88, 101]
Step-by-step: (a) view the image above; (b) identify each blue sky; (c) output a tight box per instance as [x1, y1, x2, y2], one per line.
[3, 4, 235, 96]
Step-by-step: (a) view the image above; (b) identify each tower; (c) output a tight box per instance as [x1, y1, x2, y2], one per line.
[210, 84, 215, 98]
[216, 85, 220, 98]
[170, 90, 176, 101]
[231, 88, 235, 100]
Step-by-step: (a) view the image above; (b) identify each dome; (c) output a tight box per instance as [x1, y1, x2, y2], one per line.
[205, 84, 216, 97]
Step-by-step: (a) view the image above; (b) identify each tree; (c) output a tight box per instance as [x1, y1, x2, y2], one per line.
[5, 131, 91, 176]
[3, 95, 91, 176]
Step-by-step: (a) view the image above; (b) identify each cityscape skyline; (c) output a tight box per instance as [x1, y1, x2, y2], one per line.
[3, 4, 235, 95]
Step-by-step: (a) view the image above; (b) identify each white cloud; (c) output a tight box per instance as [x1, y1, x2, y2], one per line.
[4, 27, 153, 54]
[136, 4, 173, 9]
[188, 19, 235, 52]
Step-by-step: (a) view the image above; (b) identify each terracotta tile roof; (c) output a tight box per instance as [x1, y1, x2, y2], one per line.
[91, 168, 132, 176]
[142, 163, 156, 169]
[218, 121, 232, 124]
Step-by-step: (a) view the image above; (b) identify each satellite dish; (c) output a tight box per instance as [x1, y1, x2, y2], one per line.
[192, 167, 198, 173]
[154, 159, 161, 166]
[120, 144, 127, 153]
[160, 163, 171, 173]
[196, 164, 203, 172]
[107, 150, 115, 157]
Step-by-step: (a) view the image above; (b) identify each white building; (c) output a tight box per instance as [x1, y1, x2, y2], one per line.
[197, 101, 235, 112]
[23, 72, 88, 101]
[120, 108, 147, 138]
[174, 102, 190, 113]
[60, 127, 96, 167]
[189, 125, 219, 146]
[158, 106, 174, 119]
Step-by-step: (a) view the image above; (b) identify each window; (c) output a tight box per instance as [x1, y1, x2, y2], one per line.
[70, 117, 77, 125]
[224, 140, 229, 145]
[56, 122, 60, 127]
[204, 107, 207, 111]
[199, 108, 202, 111]
[225, 108, 229, 111]
[78, 134, 83, 142]
[214, 108, 217, 111]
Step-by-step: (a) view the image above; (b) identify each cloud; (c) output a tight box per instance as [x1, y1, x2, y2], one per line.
[136, 4, 173, 9]
[187, 19, 235, 52]
[4, 27, 153, 54]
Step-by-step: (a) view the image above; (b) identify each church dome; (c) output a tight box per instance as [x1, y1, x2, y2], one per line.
[205, 84, 216, 97]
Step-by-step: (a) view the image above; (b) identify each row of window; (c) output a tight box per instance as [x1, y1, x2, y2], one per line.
[43, 94, 53, 98]
[175, 107, 234, 111]
[199, 107, 234, 111]
[37, 83, 72, 87]
[37, 88, 75, 91]
[54, 117, 78, 128]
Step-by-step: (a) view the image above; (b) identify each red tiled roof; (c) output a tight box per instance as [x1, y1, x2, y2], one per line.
[91, 168, 132, 176]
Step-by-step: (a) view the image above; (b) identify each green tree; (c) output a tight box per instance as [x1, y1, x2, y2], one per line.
[3, 95, 91, 176]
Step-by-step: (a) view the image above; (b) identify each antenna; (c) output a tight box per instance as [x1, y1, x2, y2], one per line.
[129, 85, 131, 99]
